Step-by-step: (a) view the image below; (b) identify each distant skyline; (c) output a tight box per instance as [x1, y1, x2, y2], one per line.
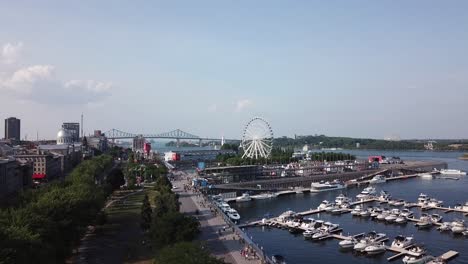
[1, 1, 468, 140]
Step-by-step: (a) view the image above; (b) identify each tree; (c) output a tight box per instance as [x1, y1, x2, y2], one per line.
[154, 242, 225, 264]
[150, 211, 199, 249]
[107, 168, 125, 190]
[141, 195, 152, 231]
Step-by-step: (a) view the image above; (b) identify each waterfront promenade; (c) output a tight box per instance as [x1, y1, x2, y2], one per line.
[173, 171, 263, 264]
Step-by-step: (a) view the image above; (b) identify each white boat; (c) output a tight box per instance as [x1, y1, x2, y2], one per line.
[395, 215, 408, 224]
[360, 208, 371, 217]
[356, 186, 376, 200]
[278, 210, 296, 221]
[400, 209, 414, 218]
[378, 190, 392, 203]
[385, 209, 400, 223]
[364, 243, 386, 255]
[219, 203, 231, 212]
[317, 200, 331, 210]
[415, 214, 432, 229]
[419, 173, 433, 179]
[351, 205, 363, 216]
[439, 169, 466, 176]
[391, 235, 414, 248]
[252, 192, 278, 200]
[339, 237, 358, 249]
[376, 210, 389, 221]
[430, 214, 443, 223]
[335, 194, 352, 205]
[393, 199, 405, 206]
[310, 180, 345, 192]
[427, 199, 443, 208]
[312, 230, 329, 240]
[451, 220, 466, 234]
[369, 175, 386, 184]
[454, 201, 468, 212]
[236, 193, 251, 202]
[324, 203, 339, 212]
[370, 208, 383, 218]
[402, 254, 434, 264]
[302, 220, 325, 238]
[353, 232, 387, 251]
[226, 208, 241, 221]
[417, 193, 429, 206]
[437, 222, 452, 232]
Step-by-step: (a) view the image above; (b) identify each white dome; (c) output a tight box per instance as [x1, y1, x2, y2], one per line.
[57, 129, 72, 145]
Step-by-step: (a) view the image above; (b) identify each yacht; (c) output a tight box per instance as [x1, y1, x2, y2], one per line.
[430, 214, 443, 223]
[385, 209, 401, 223]
[219, 203, 231, 213]
[417, 193, 429, 206]
[360, 208, 372, 217]
[335, 194, 352, 205]
[369, 175, 386, 184]
[437, 222, 452, 232]
[402, 254, 434, 264]
[339, 237, 359, 249]
[226, 208, 241, 221]
[351, 205, 363, 216]
[356, 186, 376, 200]
[439, 169, 466, 176]
[324, 203, 339, 212]
[415, 214, 432, 229]
[252, 192, 278, 200]
[311, 222, 340, 240]
[395, 215, 408, 224]
[451, 219, 466, 234]
[454, 202, 468, 212]
[353, 232, 387, 252]
[427, 198, 443, 208]
[378, 190, 392, 203]
[317, 200, 331, 210]
[310, 180, 345, 192]
[236, 193, 251, 202]
[391, 235, 414, 248]
[278, 210, 296, 222]
[370, 207, 382, 218]
[419, 173, 433, 179]
[393, 199, 405, 206]
[400, 209, 414, 218]
[376, 210, 390, 221]
[364, 243, 386, 255]
[302, 220, 325, 239]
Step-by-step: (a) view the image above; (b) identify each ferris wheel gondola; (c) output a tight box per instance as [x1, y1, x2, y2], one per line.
[241, 117, 274, 159]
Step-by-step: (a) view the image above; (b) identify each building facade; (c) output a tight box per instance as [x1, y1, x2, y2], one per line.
[15, 154, 62, 181]
[4, 117, 20, 141]
[62, 122, 80, 142]
[0, 157, 33, 199]
[133, 135, 145, 152]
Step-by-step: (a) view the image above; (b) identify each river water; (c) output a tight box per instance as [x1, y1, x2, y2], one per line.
[232, 150, 468, 264]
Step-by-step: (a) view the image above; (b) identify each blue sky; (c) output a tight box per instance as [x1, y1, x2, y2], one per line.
[1, 1, 467, 140]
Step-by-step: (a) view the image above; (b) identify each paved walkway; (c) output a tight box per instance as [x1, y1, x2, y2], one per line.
[173, 172, 262, 264]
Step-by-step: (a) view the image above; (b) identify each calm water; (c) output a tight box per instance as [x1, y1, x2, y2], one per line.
[232, 151, 468, 264]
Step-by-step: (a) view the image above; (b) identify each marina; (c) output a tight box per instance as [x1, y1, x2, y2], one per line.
[228, 150, 468, 264]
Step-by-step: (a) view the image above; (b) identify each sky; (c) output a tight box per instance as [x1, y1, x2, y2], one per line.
[1, 0, 468, 140]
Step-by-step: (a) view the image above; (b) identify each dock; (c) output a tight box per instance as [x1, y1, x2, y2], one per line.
[438, 250, 459, 261]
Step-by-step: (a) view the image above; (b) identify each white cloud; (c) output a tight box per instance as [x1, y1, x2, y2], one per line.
[208, 103, 218, 112]
[1, 42, 23, 64]
[0, 65, 112, 104]
[235, 99, 253, 112]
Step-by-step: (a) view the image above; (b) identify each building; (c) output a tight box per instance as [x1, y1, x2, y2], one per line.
[133, 135, 145, 152]
[4, 117, 20, 141]
[62, 122, 80, 142]
[0, 157, 33, 199]
[57, 128, 74, 145]
[15, 153, 62, 181]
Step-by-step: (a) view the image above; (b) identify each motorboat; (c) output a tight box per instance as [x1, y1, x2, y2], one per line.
[356, 186, 376, 200]
[310, 180, 345, 192]
[364, 243, 386, 255]
[439, 169, 466, 176]
[391, 235, 414, 248]
[302, 220, 324, 238]
[278, 210, 296, 222]
[322, 222, 340, 233]
[236, 193, 251, 202]
[312, 230, 330, 240]
[219, 203, 231, 213]
[353, 232, 387, 251]
[339, 237, 358, 249]
[415, 214, 432, 229]
[400, 209, 414, 218]
[395, 215, 408, 224]
[253, 192, 278, 200]
[427, 199, 443, 208]
[393, 199, 405, 206]
[417, 193, 429, 206]
[272, 254, 286, 264]
[385, 209, 401, 223]
[419, 173, 433, 179]
[437, 222, 452, 232]
[402, 246, 428, 264]
[335, 194, 352, 205]
[324, 203, 340, 213]
[370, 207, 383, 218]
[226, 208, 241, 221]
[378, 190, 392, 203]
[402, 254, 434, 264]
[360, 208, 372, 217]
[317, 200, 331, 210]
[454, 201, 468, 212]
[451, 219, 466, 234]
[331, 207, 348, 215]
[351, 205, 363, 216]
[311, 222, 339, 240]
[430, 214, 443, 223]
[376, 210, 390, 221]
[369, 175, 386, 184]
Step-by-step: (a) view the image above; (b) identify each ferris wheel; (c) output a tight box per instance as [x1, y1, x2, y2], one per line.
[241, 117, 274, 159]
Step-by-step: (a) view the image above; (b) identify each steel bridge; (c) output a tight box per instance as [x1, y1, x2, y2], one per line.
[103, 128, 235, 146]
